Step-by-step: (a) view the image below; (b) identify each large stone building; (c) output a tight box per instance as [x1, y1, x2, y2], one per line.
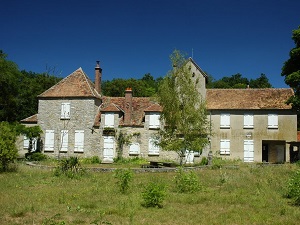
[19, 59, 297, 163]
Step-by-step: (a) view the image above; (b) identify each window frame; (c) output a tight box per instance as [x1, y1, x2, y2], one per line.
[220, 113, 230, 128]
[104, 112, 115, 128]
[220, 139, 230, 155]
[148, 137, 159, 155]
[74, 130, 84, 152]
[61, 102, 71, 119]
[268, 114, 278, 129]
[60, 130, 69, 152]
[44, 130, 55, 151]
[244, 113, 254, 128]
[149, 112, 160, 129]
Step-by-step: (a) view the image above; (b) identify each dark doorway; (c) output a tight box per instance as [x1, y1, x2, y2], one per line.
[262, 144, 269, 162]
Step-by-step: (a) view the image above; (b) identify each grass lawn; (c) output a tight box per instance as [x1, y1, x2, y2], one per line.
[1, 162, 300, 225]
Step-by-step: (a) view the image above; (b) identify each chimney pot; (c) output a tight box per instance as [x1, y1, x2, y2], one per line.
[95, 61, 102, 94]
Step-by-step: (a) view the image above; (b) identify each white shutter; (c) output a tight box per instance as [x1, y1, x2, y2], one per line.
[103, 136, 114, 159]
[74, 130, 84, 152]
[244, 140, 254, 162]
[61, 103, 70, 119]
[149, 113, 160, 129]
[220, 139, 230, 155]
[244, 114, 254, 128]
[104, 113, 114, 128]
[148, 138, 159, 155]
[268, 114, 278, 128]
[129, 143, 140, 155]
[45, 130, 55, 151]
[60, 130, 68, 152]
[24, 136, 29, 149]
[220, 113, 230, 128]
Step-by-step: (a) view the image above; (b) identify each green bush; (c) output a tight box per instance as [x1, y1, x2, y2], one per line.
[200, 157, 208, 165]
[80, 156, 101, 164]
[114, 168, 133, 193]
[174, 167, 201, 193]
[141, 181, 166, 208]
[27, 152, 48, 161]
[286, 169, 300, 205]
[54, 157, 85, 178]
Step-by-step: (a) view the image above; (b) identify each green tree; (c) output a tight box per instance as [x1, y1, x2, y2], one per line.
[249, 73, 272, 88]
[282, 26, 300, 110]
[157, 50, 210, 165]
[0, 122, 19, 171]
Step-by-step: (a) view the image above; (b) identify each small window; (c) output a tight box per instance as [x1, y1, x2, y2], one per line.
[74, 130, 84, 152]
[268, 114, 278, 129]
[45, 130, 55, 151]
[244, 114, 254, 128]
[220, 113, 230, 128]
[220, 139, 230, 155]
[148, 138, 159, 155]
[23, 136, 29, 149]
[104, 113, 114, 128]
[149, 112, 160, 129]
[60, 130, 68, 152]
[61, 103, 70, 119]
[129, 143, 140, 155]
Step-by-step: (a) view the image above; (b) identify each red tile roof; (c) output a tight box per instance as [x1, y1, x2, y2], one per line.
[21, 114, 38, 124]
[38, 68, 101, 98]
[206, 88, 293, 110]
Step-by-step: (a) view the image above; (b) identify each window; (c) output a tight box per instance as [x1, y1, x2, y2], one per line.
[45, 130, 54, 151]
[244, 140, 254, 162]
[268, 114, 278, 128]
[244, 114, 254, 128]
[220, 139, 230, 155]
[104, 113, 114, 128]
[149, 112, 160, 129]
[103, 136, 115, 160]
[60, 130, 68, 152]
[24, 136, 38, 151]
[23, 136, 29, 149]
[61, 103, 70, 119]
[220, 113, 230, 128]
[74, 130, 84, 152]
[129, 143, 140, 155]
[148, 138, 159, 155]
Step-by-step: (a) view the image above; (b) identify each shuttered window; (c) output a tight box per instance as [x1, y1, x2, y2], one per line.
[129, 143, 140, 155]
[268, 114, 278, 128]
[244, 140, 254, 162]
[220, 113, 230, 128]
[60, 130, 68, 152]
[149, 113, 160, 129]
[45, 130, 55, 151]
[74, 130, 84, 152]
[220, 139, 230, 155]
[148, 138, 159, 155]
[244, 114, 254, 128]
[104, 113, 114, 128]
[61, 103, 70, 119]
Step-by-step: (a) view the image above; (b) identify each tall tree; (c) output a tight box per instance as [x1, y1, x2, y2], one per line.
[282, 26, 300, 110]
[249, 73, 272, 88]
[157, 50, 210, 165]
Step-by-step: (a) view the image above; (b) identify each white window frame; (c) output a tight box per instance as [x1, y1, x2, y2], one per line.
[45, 130, 55, 151]
[148, 137, 159, 155]
[74, 130, 84, 152]
[104, 113, 115, 128]
[149, 112, 160, 129]
[244, 113, 254, 128]
[220, 139, 230, 155]
[61, 103, 71, 119]
[268, 114, 278, 129]
[60, 130, 68, 152]
[244, 140, 254, 162]
[220, 113, 230, 128]
[129, 143, 140, 155]
[23, 136, 29, 149]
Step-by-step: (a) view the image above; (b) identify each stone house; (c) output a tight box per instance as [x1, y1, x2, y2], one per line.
[19, 59, 297, 163]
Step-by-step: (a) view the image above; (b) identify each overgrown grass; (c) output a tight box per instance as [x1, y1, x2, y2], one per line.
[0, 163, 300, 224]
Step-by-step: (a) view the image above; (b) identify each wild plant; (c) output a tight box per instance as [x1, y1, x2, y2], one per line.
[114, 168, 133, 193]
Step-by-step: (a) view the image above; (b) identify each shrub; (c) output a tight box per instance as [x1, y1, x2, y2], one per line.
[200, 157, 208, 165]
[26, 152, 48, 161]
[80, 156, 101, 164]
[174, 167, 201, 193]
[141, 181, 166, 208]
[286, 169, 300, 205]
[54, 157, 85, 178]
[114, 168, 133, 193]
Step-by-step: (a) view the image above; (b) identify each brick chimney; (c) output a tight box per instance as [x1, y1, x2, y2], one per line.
[95, 61, 102, 94]
[124, 88, 133, 125]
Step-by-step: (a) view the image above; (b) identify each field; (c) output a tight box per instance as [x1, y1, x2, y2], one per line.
[1, 162, 300, 225]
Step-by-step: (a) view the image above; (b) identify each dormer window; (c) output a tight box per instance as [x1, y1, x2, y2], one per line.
[61, 103, 70, 119]
[104, 113, 114, 128]
[149, 112, 160, 129]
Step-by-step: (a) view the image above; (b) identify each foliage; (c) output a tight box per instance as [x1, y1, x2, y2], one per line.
[141, 180, 166, 208]
[286, 169, 300, 205]
[54, 157, 85, 178]
[113, 156, 147, 165]
[80, 156, 101, 164]
[115, 131, 132, 160]
[157, 50, 210, 165]
[174, 167, 201, 193]
[281, 25, 300, 128]
[0, 122, 19, 172]
[114, 168, 133, 193]
[20, 125, 43, 156]
[27, 152, 48, 161]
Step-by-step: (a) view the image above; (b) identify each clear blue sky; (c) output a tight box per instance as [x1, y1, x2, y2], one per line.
[1, 0, 300, 88]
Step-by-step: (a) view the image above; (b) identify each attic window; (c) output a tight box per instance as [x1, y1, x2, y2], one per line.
[61, 103, 70, 119]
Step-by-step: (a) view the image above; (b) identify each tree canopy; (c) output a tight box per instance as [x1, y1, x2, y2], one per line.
[157, 50, 210, 164]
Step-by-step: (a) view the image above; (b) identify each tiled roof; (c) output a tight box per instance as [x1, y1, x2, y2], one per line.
[21, 114, 38, 123]
[38, 68, 101, 98]
[95, 96, 160, 126]
[206, 88, 293, 110]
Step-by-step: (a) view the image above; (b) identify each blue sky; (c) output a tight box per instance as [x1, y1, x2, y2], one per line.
[1, 0, 300, 88]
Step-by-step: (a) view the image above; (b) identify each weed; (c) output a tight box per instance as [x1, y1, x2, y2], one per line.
[114, 168, 133, 193]
[286, 169, 300, 205]
[174, 167, 201, 193]
[142, 180, 166, 208]
[54, 157, 85, 178]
